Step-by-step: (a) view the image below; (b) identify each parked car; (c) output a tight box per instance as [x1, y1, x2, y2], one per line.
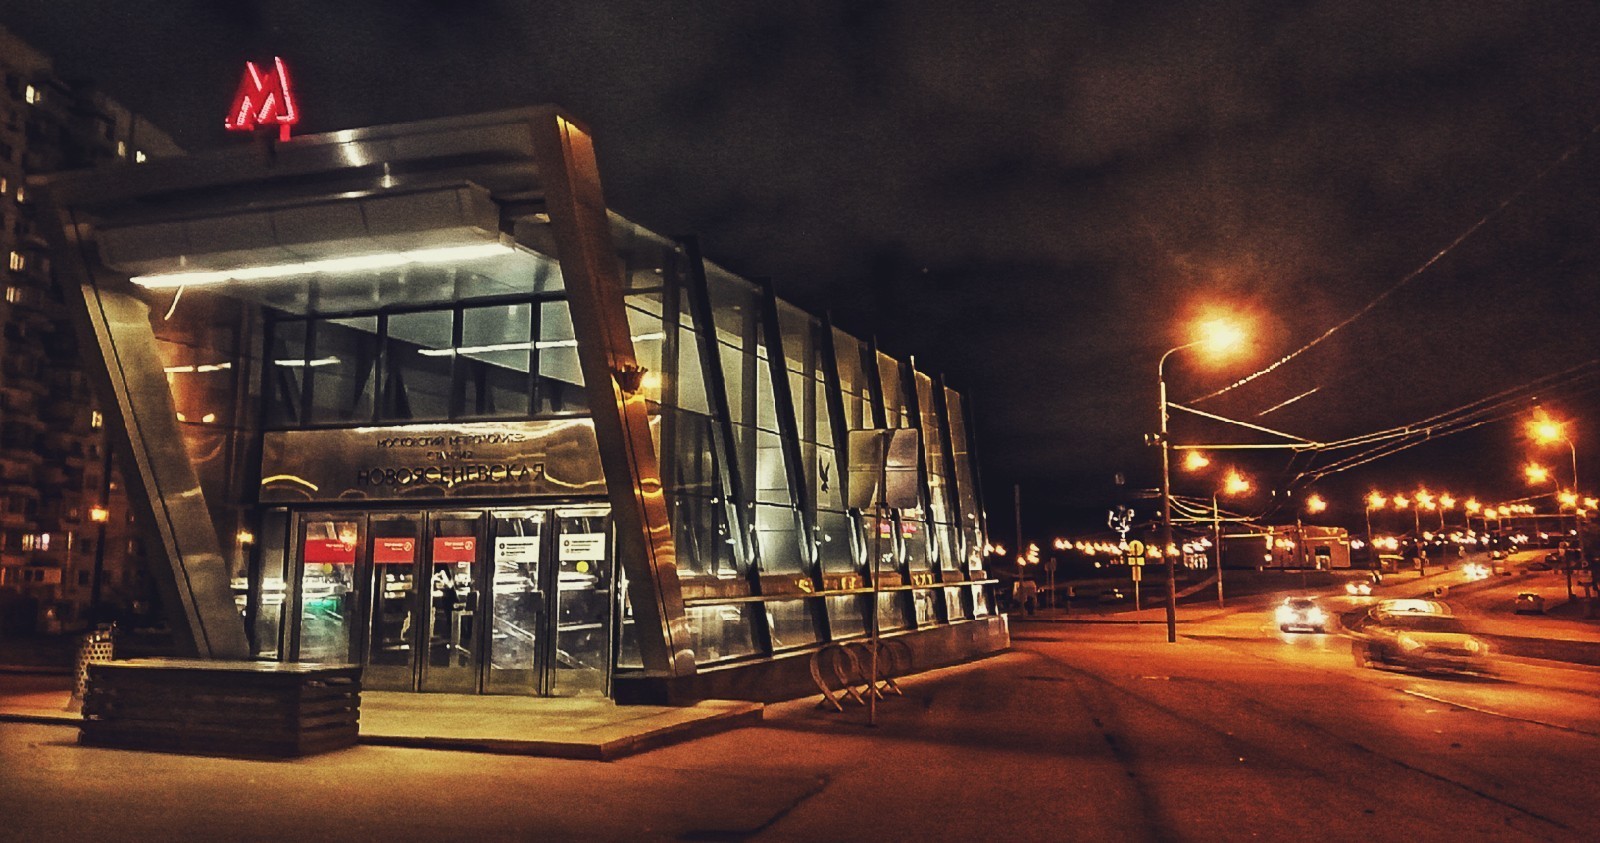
[1513, 592, 1545, 614]
[1097, 588, 1128, 604]
[1276, 597, 1327, 633]
[1344, 580, 1373, 596]
[1353, 600, 1491, 674]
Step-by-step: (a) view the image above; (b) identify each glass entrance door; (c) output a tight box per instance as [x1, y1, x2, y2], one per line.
[294, 514, 362, 664]
[287, 504, 611, 696]
[485, 511, 546, 695]
[551, 507, 612, 696]
[420, 513, 483, 693]
[364, 513, 422, 690]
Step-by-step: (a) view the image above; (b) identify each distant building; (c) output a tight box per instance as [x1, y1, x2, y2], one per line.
[0, 25, 180, 633]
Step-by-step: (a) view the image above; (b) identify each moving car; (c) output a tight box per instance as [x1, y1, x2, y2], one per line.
[1276, 597, 1327, 633]
[1462, 562, 1490, 581]
[1097, 588, 1128, 604]
[1353, 599, 1491, 674]
[1344, 580, 1373, 596]
[1513, 592, 1545, 614]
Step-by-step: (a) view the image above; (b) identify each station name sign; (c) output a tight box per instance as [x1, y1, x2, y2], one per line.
[260, 420, 606, 503]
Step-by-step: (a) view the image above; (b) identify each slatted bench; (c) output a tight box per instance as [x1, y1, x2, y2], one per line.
[80, 659, 361, 758]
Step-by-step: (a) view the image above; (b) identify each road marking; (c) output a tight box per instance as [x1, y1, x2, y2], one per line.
[1399, 689, 1600, 737]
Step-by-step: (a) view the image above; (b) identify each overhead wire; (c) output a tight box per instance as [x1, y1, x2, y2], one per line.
[1190, 119, 1600, 406]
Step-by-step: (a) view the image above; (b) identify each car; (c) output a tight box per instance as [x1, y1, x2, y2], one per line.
[1276, 597, 1327, 633]
[1344, 580, 1373, 596]
[1097, 588, 1128, 604]
[1513, 592, 1545, 614]
[1462, 562, 1490, 581]
[1353, 601, 1491, 674]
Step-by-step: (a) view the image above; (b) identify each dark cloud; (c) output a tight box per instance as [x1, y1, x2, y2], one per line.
[6, 0, 1600, 533]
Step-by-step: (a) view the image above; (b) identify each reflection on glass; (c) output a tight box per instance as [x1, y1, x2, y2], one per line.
[766, 599, 820, 650]
[552, 510, 611, 695]
[367, 517, 420, 670]
[488, 513, 543, 693]
[687, 603, 757, 663]
[825, 594, 868, 640]
[385, 310, 454, 420]
[309, 316, 378, 423]
[538, 301, 585, 413]
[298, 519, 360, 663]
[460, 304, 531, 417]
[427, 519, 478, 673]
[251, 510, 290, 658]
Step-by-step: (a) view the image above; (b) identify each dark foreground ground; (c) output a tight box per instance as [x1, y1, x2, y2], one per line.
[4, 608, 1598, 842]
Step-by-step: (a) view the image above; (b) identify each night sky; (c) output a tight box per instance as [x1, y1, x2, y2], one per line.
[6, 1, 1600, 543]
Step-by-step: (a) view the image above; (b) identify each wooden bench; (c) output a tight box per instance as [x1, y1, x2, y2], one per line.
[80, 659, 360, 758]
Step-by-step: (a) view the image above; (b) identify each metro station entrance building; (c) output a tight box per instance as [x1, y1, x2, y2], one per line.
[38, 107, 1007, 703]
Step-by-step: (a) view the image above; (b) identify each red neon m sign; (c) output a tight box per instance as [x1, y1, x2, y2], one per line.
[224, 57, 299, 141]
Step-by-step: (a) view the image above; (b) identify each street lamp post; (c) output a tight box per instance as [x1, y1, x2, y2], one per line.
[1156, 319, 1245, 644]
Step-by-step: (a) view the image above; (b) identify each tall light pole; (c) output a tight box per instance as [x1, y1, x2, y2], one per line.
[1365, 491, 1386, 565]
[1155, 318, 1245, 644]
[1211, 468, 1251, 609]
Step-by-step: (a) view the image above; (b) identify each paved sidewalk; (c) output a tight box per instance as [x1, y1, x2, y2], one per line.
[0, 672, 762, 761]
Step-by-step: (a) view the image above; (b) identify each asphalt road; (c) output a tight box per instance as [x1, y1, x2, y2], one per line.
[3, 604, 1597, 842]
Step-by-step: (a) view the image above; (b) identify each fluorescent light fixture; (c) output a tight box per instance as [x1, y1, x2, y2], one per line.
[274, 356, 341, 368]
[130, 242, 515, 289]
[416, 332, 664, 357]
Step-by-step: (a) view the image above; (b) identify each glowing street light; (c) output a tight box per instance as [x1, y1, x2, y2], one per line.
[1183, 451, 1211, 471]
[1364, 492, 1387, 553]
[1305, 494, 1327, 514]
[1529, 411, 1579, 493]
[1156, 316, 1249, 644]
[1525, 462, 1551, 486]
[1211, 468, 1252, 609]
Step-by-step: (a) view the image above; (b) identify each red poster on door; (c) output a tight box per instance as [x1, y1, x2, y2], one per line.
[432, 536, 476, 564]
[373, 537, 416, 565]
[303, 538, 357, 564]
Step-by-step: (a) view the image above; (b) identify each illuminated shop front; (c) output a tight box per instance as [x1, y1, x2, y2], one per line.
[37, 106, 1007, 702]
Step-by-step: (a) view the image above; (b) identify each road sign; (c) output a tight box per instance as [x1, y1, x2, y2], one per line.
[1131, 566, 1143, 582]
[1126, 539, 1145, 557]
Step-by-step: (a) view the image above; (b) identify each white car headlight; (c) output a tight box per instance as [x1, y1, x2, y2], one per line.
[1398, 634, 1424, 652]
[1307, 608, 1326, 623]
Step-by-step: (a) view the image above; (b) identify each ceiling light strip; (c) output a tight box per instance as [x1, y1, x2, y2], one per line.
[129, 242, 515, 289]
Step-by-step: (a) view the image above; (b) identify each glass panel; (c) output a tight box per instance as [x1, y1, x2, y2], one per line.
[487, 512, 544, 694]
[297, 517, 360, 663]
[972, 583, 993, 617]
[876, 352, 906, 428]
[384, 311, 455, 421]
[766, 598, 820, 650]
[553, 509, 611, 696]
[250, 509, 289, 658]
[825, 594, 867, 640]
[537, 300, 586, 413]
[265, 319, 306, 426]
[365, 515, 421, 689]
[307, 316, 378, 424]
[686, 603, 757, 663]
[876, 591, 910, 632]
[422, 516, 480, 692]
[944, 586, 970, 621]
[459, 304, 532, 418]
[912, 588, 937, 626]
[816, 509, 856, 574]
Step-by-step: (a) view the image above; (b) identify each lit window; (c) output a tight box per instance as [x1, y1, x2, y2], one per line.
[0, 177, 7, 194]
[14, 186, 25, 204]
[8, 251, 23, 271]
[116, 141, 126, 159]
[4, 286, 17, 303]
[90, 410, 103, 429]
[24, 85, 38, 104]
[134, 150, 147, 164]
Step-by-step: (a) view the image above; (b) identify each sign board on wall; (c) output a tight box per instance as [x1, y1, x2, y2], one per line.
[260, 420, 606, 503]
[373, 538, 416, 565]
[558, 533, 606, 561]
[494, 537, 541, 565]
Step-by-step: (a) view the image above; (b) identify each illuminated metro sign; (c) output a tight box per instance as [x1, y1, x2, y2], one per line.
[223, 57, 299, 141]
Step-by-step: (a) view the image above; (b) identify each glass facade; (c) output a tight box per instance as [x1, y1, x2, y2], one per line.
[51, 110, 1000, 698]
